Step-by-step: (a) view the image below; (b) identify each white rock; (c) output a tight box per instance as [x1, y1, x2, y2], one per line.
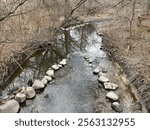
[62, 59, 67, 62]
[52, 65, 59, 70]
[98, 72, 107, 77]
[93, 68, 100, 74]
[89, 64, 92, 67]
[15, 93, 26, 103]
[0, 100, 20, 113]
[46, 69, 54, 77]
[32, 79, 45, 89]
[44, 76, 52, 81]
[104, 82, 119, 90]
[111, 102, 123, 113]
[59, 59, 67, 65]
[25, 87, 36, 99]
[58, 64, 62, 68]
[41, 78, 48, 85]
[84, 56, 89, 60]
[98, 76, 109, 83]
[106, 92, 119, 101]
[88, 58, 93, 63]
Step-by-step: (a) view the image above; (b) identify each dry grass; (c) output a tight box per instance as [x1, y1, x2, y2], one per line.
[98, 15, 150, 81]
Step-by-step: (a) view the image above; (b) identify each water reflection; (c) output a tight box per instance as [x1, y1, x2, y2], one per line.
[0, 23, 97, 97]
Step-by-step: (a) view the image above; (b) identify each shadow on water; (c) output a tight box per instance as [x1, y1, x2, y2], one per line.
[0, 24, 96, 97]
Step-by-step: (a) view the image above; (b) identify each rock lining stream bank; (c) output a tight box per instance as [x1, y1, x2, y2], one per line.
[101, 35, 148, 112]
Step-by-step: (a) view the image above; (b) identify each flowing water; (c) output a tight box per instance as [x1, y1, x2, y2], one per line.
[0, 23, 146, 113]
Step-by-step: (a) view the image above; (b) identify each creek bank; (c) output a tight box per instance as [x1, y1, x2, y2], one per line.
[0, 43, 52, 88]
[100, 34, 149, 112]
[91, 65, 122, 112]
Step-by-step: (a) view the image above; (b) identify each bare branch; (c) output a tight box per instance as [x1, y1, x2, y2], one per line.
[69, 0, 87, 18]
[0, 0, 28, 22]
[9, 1, 41, 18]
[113, 0, 124, 7]
[12, 56, 24, 71]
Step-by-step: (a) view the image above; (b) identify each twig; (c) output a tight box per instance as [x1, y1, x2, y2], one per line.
[12, 56, 24, 71]
[69, 0, 87, 18]
[113, 0, 124, 7]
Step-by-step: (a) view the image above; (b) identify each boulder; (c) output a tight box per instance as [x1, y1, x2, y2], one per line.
[98, 76, 109, 83]
[25, 87, 36, 99]
[46, 69, 54, 77]
[111, 102, 123, 113]
[58, 64, 62, 68]
[88, 58, 93, 63]
[106, 92, 119, 101]
[59, 59, 67, 65]
[0, 100, 20, 113]
[93, 68, 100, 74]
[98, 72, 107, 77]
[89, 64, 92, 67]
[15, 93, 26, 103]
[52, 65, 59, 70]
[104, 82, 119, 90]
[44, 76, 52, 82]
[32, 79, 45, 90]
[84, 56, 89, 60]
[41, 78, 48, 85]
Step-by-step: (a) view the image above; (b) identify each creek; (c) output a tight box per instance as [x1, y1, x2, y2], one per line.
[0, 22, 145, 113]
